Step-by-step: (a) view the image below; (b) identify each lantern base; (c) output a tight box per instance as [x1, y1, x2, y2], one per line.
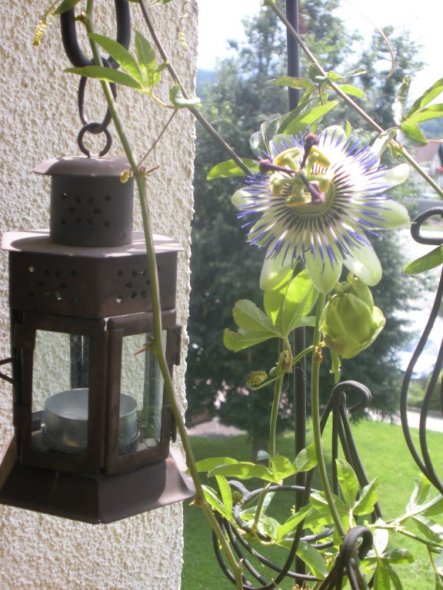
[0, 440, 194, 523]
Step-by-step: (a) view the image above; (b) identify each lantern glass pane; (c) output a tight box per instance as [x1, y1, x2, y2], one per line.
[32, 330, 90, 456]
[119, 331, 166, 453]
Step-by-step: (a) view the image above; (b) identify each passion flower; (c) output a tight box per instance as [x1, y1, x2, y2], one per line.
[232, 126, 410, 293]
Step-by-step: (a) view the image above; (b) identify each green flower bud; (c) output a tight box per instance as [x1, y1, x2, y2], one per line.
[320, 290, 385, 359]
[340, 272, 374, 310]
[246, 371, 268, 388]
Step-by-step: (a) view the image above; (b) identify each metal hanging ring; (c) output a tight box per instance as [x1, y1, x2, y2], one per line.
[78, 123, 113, 158]
[60, 0, 131, 68]
[77, 67, 117, 129]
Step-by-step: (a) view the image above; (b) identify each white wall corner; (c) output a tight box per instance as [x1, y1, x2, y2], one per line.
[0, 2, 198, 588]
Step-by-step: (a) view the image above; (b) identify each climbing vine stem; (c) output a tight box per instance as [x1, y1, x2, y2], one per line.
[84, 2, 244, 587]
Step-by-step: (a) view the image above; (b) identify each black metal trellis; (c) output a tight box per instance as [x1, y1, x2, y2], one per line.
[211, 381, 379, 589]
[400, 207, 443, 493]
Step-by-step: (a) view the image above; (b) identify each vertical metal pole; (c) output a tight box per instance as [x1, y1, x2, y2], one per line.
[286, 0, 300, 110]
[285, 0, 306, 581]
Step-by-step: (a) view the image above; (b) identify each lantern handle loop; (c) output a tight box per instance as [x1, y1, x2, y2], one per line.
[60, 0, 131, 68]
[76, 64, 116, 157]
[78, 69, 117, 129]
[78, 123, 113, 158]
[0, 358, 15, 387]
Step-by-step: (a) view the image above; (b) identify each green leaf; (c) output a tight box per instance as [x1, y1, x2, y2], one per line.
[407, 104, 443, 124]
[276, 505, 312, 542]
[336, 83, 366, 98]
[89, 32, 143, 84]
[434, 552, 443, 588]
[169, 84, 201, 108]
[269, 455, 297, 482]
[336, 459, 359, 509]
[387, 563, 403, 590]
[383, 547, 414, 564]
[399, 120, 428, 144]
[404, 246, 443, 274]
[294, 443, 317, 472]
[372, 522, 389, 555]
[53, 0, 81, 15]
[421, 496, 443, 518]
[297, 540, 329, 578]
[223, 328, 275, 352]
[284, 101, 338, 134]
[281, 270, 318, 334]
[263, 269, 317, 335]
[135, 30, 155, 68]
[272, 76, 315, 91]
[354, 479, 379, 515]
[326, 70, 342, 82]
[232, 300, 279, 334]
[251, 116, 283, 155]
[202, 484, 228, 517]
[242, 512, 280, 540]
[196, 456, 238, 473]
[215, 475, 233, 519]
[374, 560, 391, 590]
[307, 63, 324, 81]
[409, 77, 443, 115]
[209, 461, 275, 482]
[412, 515, 443, 544]
[406, 475, 432, 511]
[65, 66, 142, 90]
[134, 30, 165, 89]
[263, 272, 292, 325]
[207, 158, 258, 180]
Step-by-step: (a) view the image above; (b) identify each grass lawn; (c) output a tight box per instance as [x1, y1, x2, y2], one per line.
[182, 418, 443, 589]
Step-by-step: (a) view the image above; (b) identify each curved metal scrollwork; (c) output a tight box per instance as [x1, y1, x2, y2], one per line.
[400, 207, 443, 493]
[319, 526, 373, 590]
[60, 0, 131, 68]
[213, 381, 377, 589]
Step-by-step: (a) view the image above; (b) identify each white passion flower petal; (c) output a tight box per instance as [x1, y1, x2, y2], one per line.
[231, 188, 252, 207]
[375, 199, 410, 229]
[379, 163, 410, 188]
[322, 125, 347, 143]
[343, 243, 382, 287]
[304, 250, 342, 294]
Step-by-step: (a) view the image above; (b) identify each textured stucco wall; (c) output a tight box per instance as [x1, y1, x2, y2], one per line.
[0, 2, 197, 588]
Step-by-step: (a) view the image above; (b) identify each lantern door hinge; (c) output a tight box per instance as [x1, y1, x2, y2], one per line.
[12, 324, 35, 350]
[167, 326, 182, 366]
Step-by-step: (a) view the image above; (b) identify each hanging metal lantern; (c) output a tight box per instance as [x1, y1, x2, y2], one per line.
[0, 157, 193, 523]
[0, 2, 194, 523]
